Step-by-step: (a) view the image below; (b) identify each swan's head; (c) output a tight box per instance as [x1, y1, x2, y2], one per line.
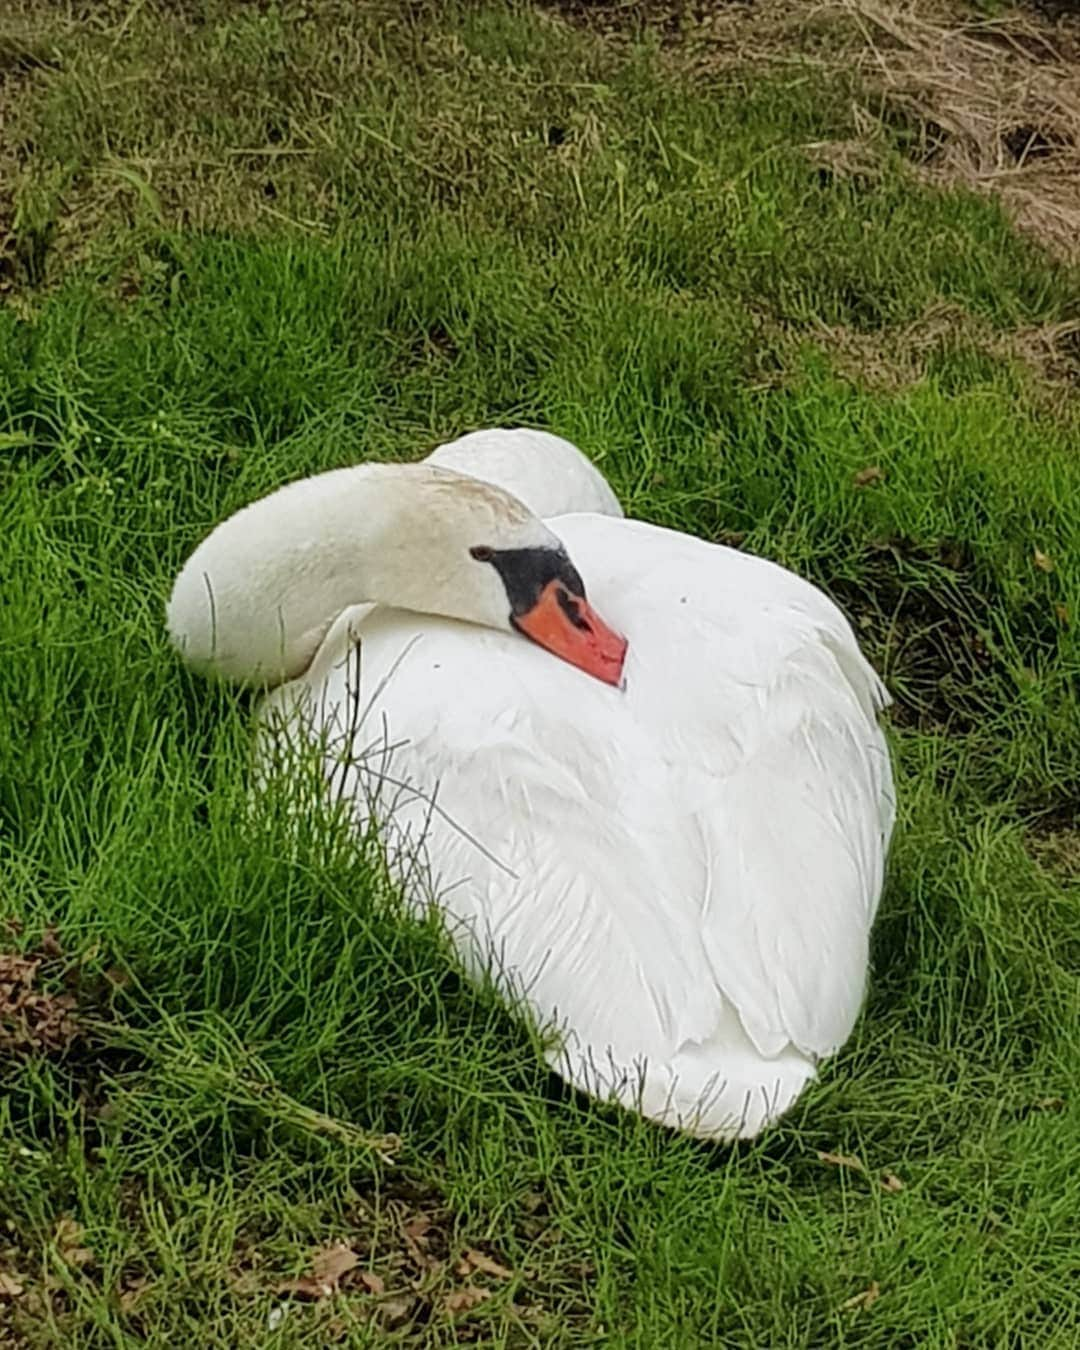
[166, 462, 627, 688]
[374, 468, 627, 687]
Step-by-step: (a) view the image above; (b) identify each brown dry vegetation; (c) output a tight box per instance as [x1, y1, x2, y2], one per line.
[554, 0, 1080, 261]
[6, 0, 1078, 396]
[810, 302, 1080, 394]
[553, 0, 1080, 397]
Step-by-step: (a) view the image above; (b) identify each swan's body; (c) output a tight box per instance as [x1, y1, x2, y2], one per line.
[168, 428, 894, 1141]
[427, 427, 624, 521]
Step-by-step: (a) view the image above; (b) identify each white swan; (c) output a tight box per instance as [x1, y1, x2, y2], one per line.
[167, 427, 894, 1141]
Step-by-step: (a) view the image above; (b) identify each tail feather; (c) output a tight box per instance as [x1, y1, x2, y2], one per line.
[550, 1010, 817, 1142]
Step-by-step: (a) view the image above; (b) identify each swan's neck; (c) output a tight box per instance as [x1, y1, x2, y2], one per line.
[166, 466, 393, 683]
[167, 464, 534, 686]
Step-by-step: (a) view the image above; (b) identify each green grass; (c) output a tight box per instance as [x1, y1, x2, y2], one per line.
[2, 0, 1079, 1344]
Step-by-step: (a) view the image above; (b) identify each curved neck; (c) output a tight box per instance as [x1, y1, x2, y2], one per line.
[168, 464, 540, 686]
[167, 465, 400, 684]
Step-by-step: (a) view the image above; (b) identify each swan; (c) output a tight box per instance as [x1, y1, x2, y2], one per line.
[167, 427, 895, 1141]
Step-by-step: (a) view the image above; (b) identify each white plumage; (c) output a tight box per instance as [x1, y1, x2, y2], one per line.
[170, 427, 895, 1141]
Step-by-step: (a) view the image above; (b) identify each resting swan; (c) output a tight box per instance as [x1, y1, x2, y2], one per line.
[167, 428, 895, 1141]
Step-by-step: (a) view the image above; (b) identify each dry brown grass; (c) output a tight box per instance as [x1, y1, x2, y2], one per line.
[548, 0, 863, 68]
[810, 301, 1080, 393]
[845, 0, 1080, 261]
[0, 21, 57, 296]
[1032, 829, 1080, 877]
[0, 0, 632, 299]
[5, 0, 1079, 289]
[552, 0, 1080, 261]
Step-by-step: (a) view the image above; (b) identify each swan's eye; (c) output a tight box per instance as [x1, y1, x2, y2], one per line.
[556, 587, 593, 633]
[470, 545, 495, 563]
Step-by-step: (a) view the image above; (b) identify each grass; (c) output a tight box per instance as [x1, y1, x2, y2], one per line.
[2, 0, 1079, 1343]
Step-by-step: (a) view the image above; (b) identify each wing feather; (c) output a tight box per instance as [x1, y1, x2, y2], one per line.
[256, 514, 894, 1138]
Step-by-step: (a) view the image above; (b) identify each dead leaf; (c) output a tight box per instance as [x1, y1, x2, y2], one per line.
[853, 465, 885, 487]
[359, 1270, 385, 1295]
[54, 1217, 93, 1268]
[377, 1295, 413, 1328]
[1034, 1096, 1066, 1112]
[0, 956, 83, 1056]
[401, 1214, 436, 1269]
[311, 1244, 359, 1288]
[456, 1248, 514, 1280]
[40, 926, 63, 959]
[1034, 548, 1055, 572]
[880, 1172, 904, 1193]
[118, 1276, 150, 1313]
[276, 1275, 327, 1301]
[841, 1281, 880, 1312]
[0, 1273, 24, 1299]
[277, 1242, 359, 1302]
[817, 1151, 866, 1173]
[0, 953, 39, 991]
[1053, 604, 1069, 626]
[443, 1285, 490, 1315]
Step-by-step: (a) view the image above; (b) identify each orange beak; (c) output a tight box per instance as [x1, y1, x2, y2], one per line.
[512, 581, 628, 687]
